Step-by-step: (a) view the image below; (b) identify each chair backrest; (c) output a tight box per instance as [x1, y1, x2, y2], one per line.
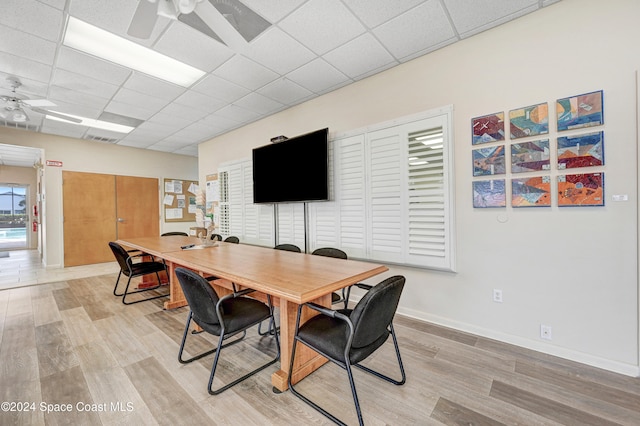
[108, 242, 130, 272]
[210, 233, 223, 241]
[175, 267, 221, 325]
[349, 275, 405, 349]
[311, 247, 347, 259]
[161, 231, 189, 236]
[224, 236, 240, 243]
[274, 244, 301, 253]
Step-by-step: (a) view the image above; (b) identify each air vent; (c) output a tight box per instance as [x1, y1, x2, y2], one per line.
[0, 120, 39, 131]
[85, 134, 120, 144]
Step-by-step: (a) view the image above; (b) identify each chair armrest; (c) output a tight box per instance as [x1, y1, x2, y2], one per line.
[304, 302, 350, 323]
[218, 287, 256, 302]
[354, 283, 372, 291]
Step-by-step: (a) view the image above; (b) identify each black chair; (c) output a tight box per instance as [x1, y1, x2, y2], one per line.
[175, 267, 280, 395]
[288, 275, 406, 426]
[161, 231, 189, 236]
[108, 242, 169, 305]
[311, 247, 350, 308]
[223, 236, 239, 243]
[274, 243, 301, 252]
[210, 233, 223, 241]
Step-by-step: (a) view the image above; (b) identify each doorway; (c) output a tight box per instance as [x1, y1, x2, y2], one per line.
[0, 183, 28, 250]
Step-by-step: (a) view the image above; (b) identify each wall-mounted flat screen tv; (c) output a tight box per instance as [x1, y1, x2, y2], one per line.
[252, 128, 329, 204]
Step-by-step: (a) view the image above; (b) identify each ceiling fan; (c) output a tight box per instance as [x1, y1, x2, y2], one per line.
[128, 0, 271, 47]
[0, 77, 81, 124]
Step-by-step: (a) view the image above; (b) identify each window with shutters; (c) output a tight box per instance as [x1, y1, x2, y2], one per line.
[219, 106, 455, 271]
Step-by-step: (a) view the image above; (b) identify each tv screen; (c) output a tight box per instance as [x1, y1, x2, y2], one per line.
[252, 128, 329, 204]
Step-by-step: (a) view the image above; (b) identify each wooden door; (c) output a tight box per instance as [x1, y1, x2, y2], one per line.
[63, 171, 116, 266]
[116, 175, 159, 239]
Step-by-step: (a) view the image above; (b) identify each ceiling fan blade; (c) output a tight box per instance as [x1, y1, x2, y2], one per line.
[30, 107, 83, 124]
[23, 99, 57, 108]
[209, 0, 270, 42]
[178, 11, 225, 45]
[127, 0, 159, 39]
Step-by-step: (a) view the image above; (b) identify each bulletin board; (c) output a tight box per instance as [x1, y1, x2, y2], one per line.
[163, 178, 199, 222]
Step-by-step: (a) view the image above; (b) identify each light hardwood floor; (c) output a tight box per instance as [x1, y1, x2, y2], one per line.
[0, 251, 639, 425]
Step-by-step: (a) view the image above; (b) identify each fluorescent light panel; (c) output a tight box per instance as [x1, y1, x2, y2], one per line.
[63, 17, 206, 87]
[46, 113, 135, 133]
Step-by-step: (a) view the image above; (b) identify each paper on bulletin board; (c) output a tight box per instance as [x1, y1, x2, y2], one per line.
[188, 182, 199, 195]
[206, 179, 220, 202]
[163, 194, 174, 206]
[165, 208, 183, 219]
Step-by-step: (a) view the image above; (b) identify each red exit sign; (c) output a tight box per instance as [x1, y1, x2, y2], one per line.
[46, 160, 63, 167]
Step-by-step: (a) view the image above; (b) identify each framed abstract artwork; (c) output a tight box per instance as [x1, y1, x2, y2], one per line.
[511, 176, 551, 207]
[557, 131, 604, 169]
[472, 112, 505, 145]
[473, 145, 506, 176]
[557, 173, 604, 206]
[509, 103, 549, 139]
[556, 90, 604, 131]
[511, 139, 550, 173]
[473, 179, 506, 208]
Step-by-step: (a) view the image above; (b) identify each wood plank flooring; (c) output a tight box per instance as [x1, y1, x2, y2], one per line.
[1, 272, 639, 425]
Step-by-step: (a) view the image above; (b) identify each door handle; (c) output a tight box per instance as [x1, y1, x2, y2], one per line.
[117, 218, 125, 223]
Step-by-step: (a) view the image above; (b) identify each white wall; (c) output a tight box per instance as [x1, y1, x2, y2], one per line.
[198, 0, 640, 375]
[0, 127, 199, 267]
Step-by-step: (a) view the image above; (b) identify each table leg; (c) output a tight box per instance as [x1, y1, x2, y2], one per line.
[163, 261, 188, 310]
[271, 294, 330, 392]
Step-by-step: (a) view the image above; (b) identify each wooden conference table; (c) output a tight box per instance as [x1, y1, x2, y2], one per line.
[116, 235, 388, 391]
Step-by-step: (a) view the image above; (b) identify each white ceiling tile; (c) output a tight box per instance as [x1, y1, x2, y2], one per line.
[374, 1, 457, 60]
[210, 104, 260, 125]
[0, 0, 63, 42]
[244, 28, 316, 75]
[38, 0, 66, 10]
[198, 114, 241, 131]
[153, 21, 235, 72]
[111, 88, 169, 111]
[213, 55, 279, 90]
[146, 112, 192, 130]
[173, 90, 228, 114]
[40, 119, 88, 138]
[157, 102, 211, 122]
[104, 100, 157, 121]
[257, 78, 313, 106]
[0, 52, 52, 84]
[240, 0, 307, 23]
[191, 74, 250, 103]
[173, 145, 198, 156]
[117, 133, 155, 149]
[443, 0, 538, 37]
[342, 0, 425, 28]
[48, 86, 110, 112]
[122, 73, 186, 101]
[286, 58, 350, 94]
[279, 0, 366, 55]
[56, 47, 131, 86]
[0, 25, 57, 66]
[234, 92, 285, 115]
[51, 69, 120, 100]
[323, 33, 397, 79]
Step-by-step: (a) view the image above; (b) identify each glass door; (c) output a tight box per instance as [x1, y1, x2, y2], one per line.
[0, 184, 28, 250]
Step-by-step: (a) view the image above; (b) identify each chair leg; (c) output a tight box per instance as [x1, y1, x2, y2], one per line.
[120, 272, 168, 305]
[113, 271, 123, 296]
[354, 323, 406, 385]
[178, 311, 246, 364]
[207, 317, 280, 395]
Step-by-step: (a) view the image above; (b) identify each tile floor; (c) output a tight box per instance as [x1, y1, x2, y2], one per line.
[0, 249, 119, 291]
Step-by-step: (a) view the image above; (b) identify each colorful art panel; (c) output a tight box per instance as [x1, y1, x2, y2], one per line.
[557, 173, 604, 207]
[473, 179, 506, 208]
[509, 103, 549, 139]
[472, 112, 505, 145]
[556, 90, 604, 131]
[511, 139, 550, 173]
[473, 145, 506, 176]
[557, 131, 604, 169]
[511, 176, 551, 207]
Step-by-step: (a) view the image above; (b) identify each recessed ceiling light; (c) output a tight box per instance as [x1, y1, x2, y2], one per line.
[63, 16, 206, 87]
[46, 113, 135, 133]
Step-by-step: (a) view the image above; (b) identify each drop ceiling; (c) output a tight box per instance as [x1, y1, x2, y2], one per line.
[0, 0, 562, 166]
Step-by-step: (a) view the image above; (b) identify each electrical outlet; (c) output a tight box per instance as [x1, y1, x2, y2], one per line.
[493, 289, 503, 303]
[540, 324, 552, 340]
